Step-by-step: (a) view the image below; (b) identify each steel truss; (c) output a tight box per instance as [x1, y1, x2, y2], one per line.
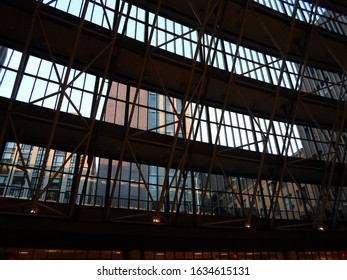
[0, 0, 346, 250]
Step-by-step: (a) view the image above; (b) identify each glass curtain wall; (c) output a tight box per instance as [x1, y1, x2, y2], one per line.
[0, 0, 346, 224]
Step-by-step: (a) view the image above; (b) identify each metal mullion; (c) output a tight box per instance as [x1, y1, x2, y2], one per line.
[233, 112, 242, 149]
[127, 163, 132, 209]
[88, 1, 96, 24]
[179, 24, 185, 57]
[77, 157, 93, 207]
[26, 58, 43, 103]
[222, 116, 229, 147]
[100, 159, 111, 208]
[220, 39, 231, 73]
[230, 112, 238, 148]
[245, 49, 254, 79]
[242, 115, 252, 151]
[79, 70, 89, 115]
[263, 54, 275, 85]
[99, 0, 113, 31]
[257, 179, 269, 219]
[284, 62, 295, 89]
[224, 112, 232, 147]
[291, 126, 301, 154]
[173, 14, 178, 55]
[289, 182, 299, 218]
[238, 115, 246, 149]
[119, 2, 133, 36]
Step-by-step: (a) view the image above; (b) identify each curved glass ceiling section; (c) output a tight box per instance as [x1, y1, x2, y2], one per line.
[39, 0, 347, 102]
[254, 0, 347, 36]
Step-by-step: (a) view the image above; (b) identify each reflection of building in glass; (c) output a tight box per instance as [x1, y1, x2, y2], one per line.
[0, 142, 97, 204]
[95, 82, 192, 210]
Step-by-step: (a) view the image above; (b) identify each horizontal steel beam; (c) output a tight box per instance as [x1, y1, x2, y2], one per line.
[1, 97, 346, 185]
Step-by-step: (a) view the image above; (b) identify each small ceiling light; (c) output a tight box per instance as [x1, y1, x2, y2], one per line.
[244, 222, 251, 228]
[19, 251, 29, 255]
[30, 207, 38, 214]
[318, 225, 324, 231]
[152, 216, 161, 223]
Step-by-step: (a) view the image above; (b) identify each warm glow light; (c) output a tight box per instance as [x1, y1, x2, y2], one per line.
[152, 216, 161, 223]
[318, 225, 324, 231]
[244, 222, 251, 228]
[30, 207, 38, 214]
[19, 251, 29, 255]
